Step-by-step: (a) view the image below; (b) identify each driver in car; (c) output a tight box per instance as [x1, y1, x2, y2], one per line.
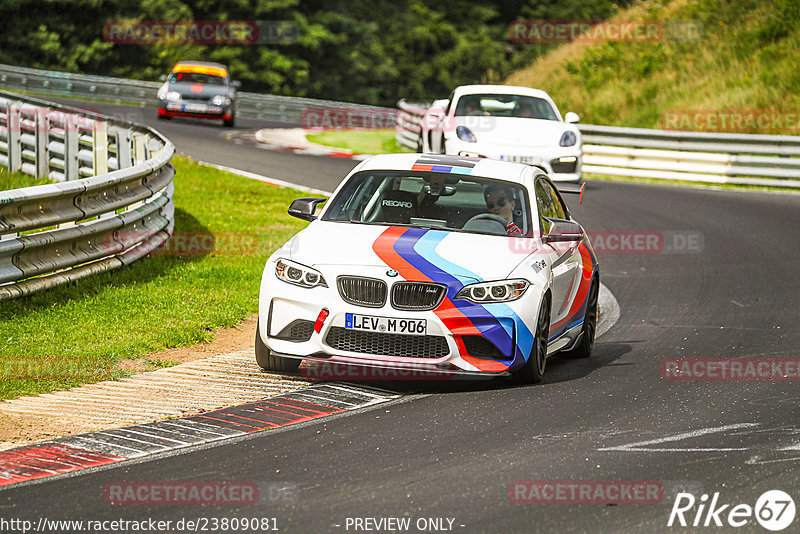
[484, 185, 523, 236]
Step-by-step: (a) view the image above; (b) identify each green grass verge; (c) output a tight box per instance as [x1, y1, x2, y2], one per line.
[0, 167, 52, 189]
[1, 87, 147, 108]
[306, 128, 412, 154]
[0, 156, 309, 401]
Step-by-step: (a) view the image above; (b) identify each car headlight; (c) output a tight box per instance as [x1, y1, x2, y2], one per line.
[275, 259, 327, 288]
[455, 280, 529, 303]
[559, 131, 577, 147]
[159, 91, 181, 101]
[456, 126, 477, 143]
[211, 95, 232, 106]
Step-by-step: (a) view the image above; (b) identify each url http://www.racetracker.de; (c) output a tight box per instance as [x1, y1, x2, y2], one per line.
[0, 516, 281, 533]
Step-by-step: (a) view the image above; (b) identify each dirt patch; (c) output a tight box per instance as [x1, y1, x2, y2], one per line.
[0, 414, 113, 451]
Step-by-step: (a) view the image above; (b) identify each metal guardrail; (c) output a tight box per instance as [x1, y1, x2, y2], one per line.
[395, 100, 430, 152]
[0, 90, 175, 300]
[396, 99, 800, 188]
[0, 63, 394, 123]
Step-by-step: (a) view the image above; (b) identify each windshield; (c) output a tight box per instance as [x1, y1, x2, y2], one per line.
[169, 72, 227, 85]
[322, 170, 533, 237]
[454, 94, 559, 121]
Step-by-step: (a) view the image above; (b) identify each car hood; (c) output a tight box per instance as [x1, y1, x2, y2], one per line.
[287, 221, 536, 283]
[456, 116, 576, 147]
[165, 82, 234, 99]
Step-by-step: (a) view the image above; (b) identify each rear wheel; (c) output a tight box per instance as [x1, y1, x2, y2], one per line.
[515, 296, 550, 384]
[255, 319, 301, 372]
[416, 133, 424, 153]
[563, 275, 599, 359]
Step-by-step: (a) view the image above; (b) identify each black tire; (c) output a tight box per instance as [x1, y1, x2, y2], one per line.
[223, 115, 235, 128]
[157, 114, 171, 120]
[563, 275, 599, 359]
[515, 296, 550, 384]
[255, 319, 301, 372]
[416, 133, 424, 153]
[440, 135, 447, 154]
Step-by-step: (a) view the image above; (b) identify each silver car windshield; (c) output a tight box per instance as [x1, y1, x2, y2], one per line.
[322, 171, 533, 237]
[169, 72, 227, 85]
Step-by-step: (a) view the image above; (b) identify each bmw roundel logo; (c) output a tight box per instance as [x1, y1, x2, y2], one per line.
[386, 269, 398, 277]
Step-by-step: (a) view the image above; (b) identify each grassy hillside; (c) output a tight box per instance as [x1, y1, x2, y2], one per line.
[506, 0, 800, 133]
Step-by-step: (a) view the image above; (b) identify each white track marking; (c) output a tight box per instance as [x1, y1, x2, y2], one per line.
[197, 160, 332, 195]
[598, 423, 759, 452]
[597, 282, 620, 338]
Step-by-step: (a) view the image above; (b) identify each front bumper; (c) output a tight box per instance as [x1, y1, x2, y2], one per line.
[258, 262, 543, 377]
[447, 138, 582, 182]
[158, 102, 233, 121]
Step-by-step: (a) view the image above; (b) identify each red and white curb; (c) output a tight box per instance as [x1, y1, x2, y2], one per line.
[227, 128, 371, 160]
[0, 383, 397, 489]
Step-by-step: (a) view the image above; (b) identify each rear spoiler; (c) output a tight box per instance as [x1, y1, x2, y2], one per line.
[556, 182, 586, 204]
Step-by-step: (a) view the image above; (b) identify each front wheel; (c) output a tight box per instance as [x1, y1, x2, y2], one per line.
[223, 115, 235, 128]
[515, 296, 550, 384]
[255, 319, 301, 372]
[563, 275, 599, 359]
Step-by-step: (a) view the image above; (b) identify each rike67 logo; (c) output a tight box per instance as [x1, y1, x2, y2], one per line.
[668, 490, 795, 531]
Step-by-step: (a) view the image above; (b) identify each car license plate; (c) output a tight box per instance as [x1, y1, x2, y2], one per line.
[501, 155, 538, 164]
[183, 103, 208, 113]
[345, 313, 426, 336]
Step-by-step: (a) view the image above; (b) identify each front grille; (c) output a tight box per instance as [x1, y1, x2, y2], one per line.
[461, 335, 507, 360]
[274, 319, 314, 342]
[325, 327, 449, 358]
[391, 282, 446, 311]
[337, 276, 387, 308]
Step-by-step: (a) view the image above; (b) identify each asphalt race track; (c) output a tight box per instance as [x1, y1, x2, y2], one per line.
[3, 100, 800, 533]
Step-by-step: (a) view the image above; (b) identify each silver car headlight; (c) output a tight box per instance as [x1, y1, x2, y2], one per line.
[559, 131, 577, 147]
[211, 95, 232, 106]
[456, 126, 477, 143]
[159, 91, 181, 101]
[455, 279, 529, 303]
[275, 259, 327, 288]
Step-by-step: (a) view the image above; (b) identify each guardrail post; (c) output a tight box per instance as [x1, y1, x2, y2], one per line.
[115, 127, 133, 168]
[64, 114, 79, 180]
[35, 106, 49, 178]
[0, 99, 8, 170]
[7, 102, 21, 172]
[93, 119, 108, 175]
[132, 132, 146, 163]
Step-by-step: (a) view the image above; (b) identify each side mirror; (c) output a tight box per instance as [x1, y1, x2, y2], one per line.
[288, 198, 327, 221]
[231, 80, 242, 89]
[542, 217, 583, 243]
[159, 75, 167, 82]
[564, 112, 580, 123]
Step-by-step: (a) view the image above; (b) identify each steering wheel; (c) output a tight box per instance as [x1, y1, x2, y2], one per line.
[464, 213, 509, 227]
